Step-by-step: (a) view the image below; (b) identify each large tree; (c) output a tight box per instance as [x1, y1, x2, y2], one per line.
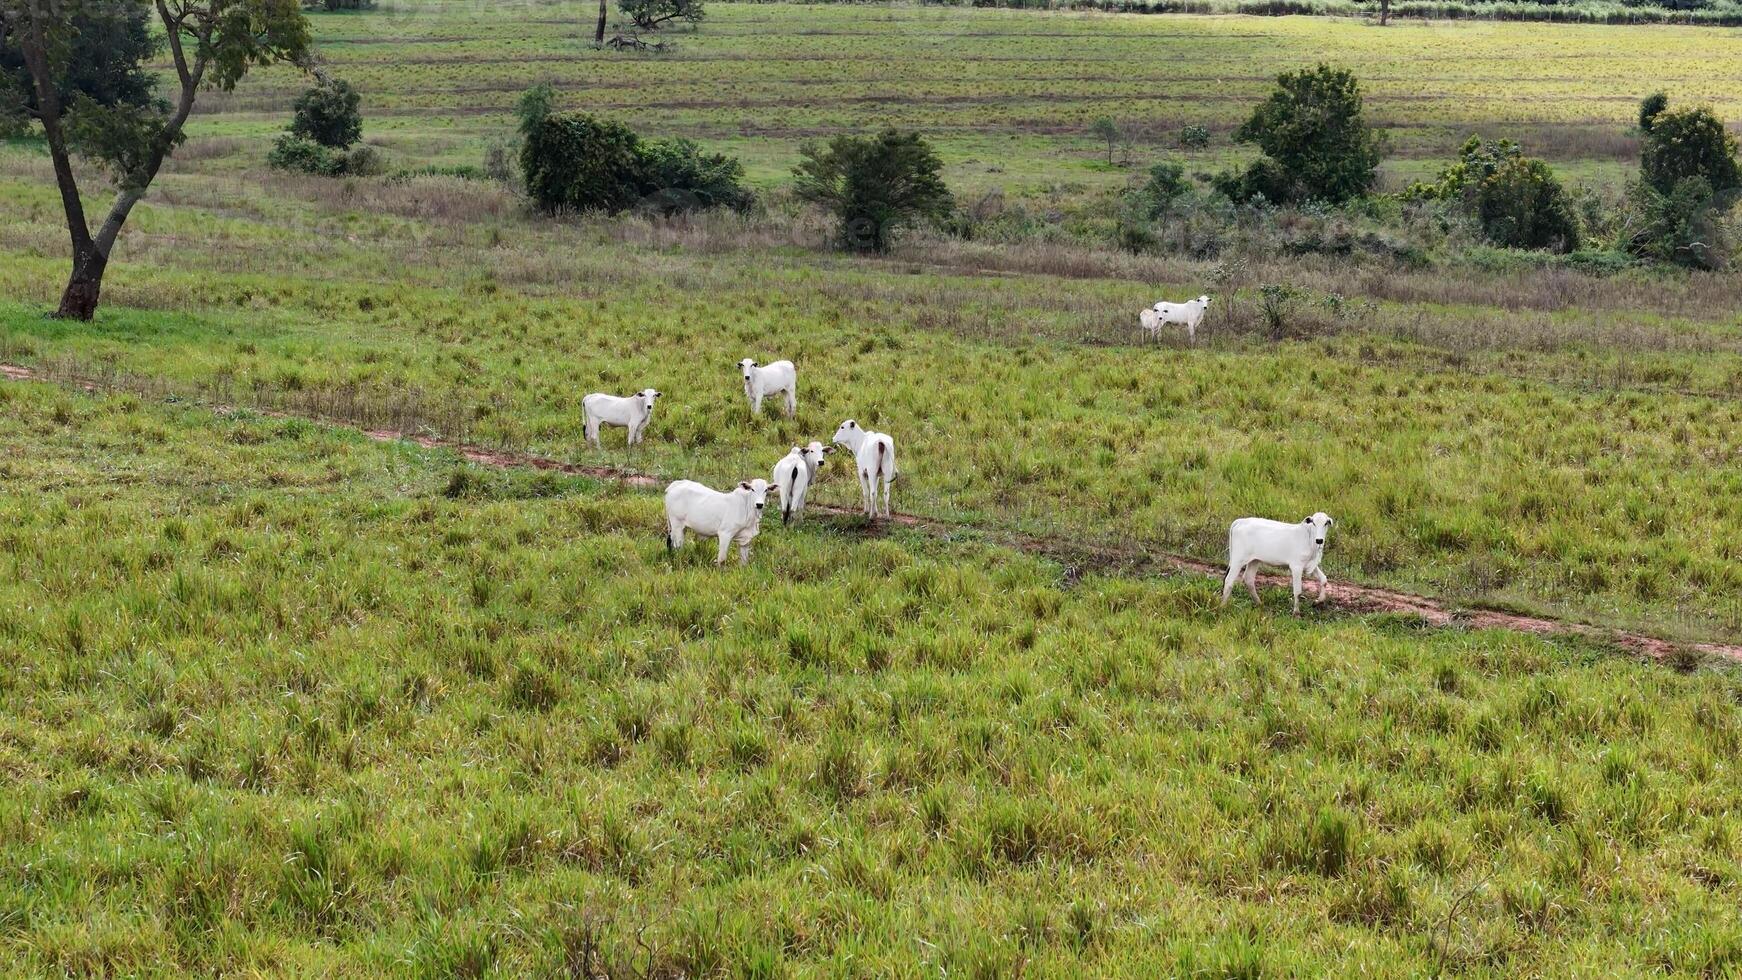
[1225, 63, 1383, 205]
[793, 129, 952, 253]
[0, 0, 309, 320]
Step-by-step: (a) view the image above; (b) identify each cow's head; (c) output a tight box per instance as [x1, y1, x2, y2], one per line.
[638, 388, 660, 406]
[736, 358, 757, 383]
[738, 478, 770, 512]
[1198, 295, 1212, 307]
[832, 419, 860, 447]
[1303, 512, 1333, 548]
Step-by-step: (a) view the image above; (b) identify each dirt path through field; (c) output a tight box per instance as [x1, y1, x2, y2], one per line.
[8, 362, 1739, 666]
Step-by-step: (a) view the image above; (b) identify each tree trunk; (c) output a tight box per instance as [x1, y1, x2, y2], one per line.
[595, 0, 607, 44]
[56, 247, 107, 321]
[1380, 0, 1390, 24]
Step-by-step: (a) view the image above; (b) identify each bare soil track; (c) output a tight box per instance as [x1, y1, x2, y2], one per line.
[6, 362, 1739, 667]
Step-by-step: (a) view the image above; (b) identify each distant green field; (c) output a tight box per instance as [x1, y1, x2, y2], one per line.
[6, 378, 1742, 976]
[176, 3, 1742, 192]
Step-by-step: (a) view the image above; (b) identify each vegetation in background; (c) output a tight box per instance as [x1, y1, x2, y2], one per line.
[1219, 64, 1384, 205]
[267, 75, 381, 177]
[1625, 96, 1740, 268]
[620, 0, 705, 29]
[1407, 137, 1580, 252]
[794, 128, 954, 252]
[520, 106, 751, 215]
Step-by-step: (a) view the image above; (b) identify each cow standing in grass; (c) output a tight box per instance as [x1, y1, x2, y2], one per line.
[664, 479, 771, 565]
[832, 419, 896, 519]
[582, 388, 659, 448]
[1221, 512, 1334, 614]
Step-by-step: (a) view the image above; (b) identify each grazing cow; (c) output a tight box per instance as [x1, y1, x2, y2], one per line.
[771, 443, 831, 525]
[737, 358, 798, 418]
[1145, 295, 1211, 343]
[1220, 512, 1334, 614]
[664, 478, 771, 565]
[582, 388, 659, 448]
[832, 419, 896, 519]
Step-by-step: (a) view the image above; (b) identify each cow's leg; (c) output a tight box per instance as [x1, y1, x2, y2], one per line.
[751, 392, 763, 416]
[716, 533, 732, 565]
[784, 388, 796, 419]
[738, 537, 752, 566]
[668, 522, 684, 551]
[1243, 562, 1261, 603]
[1314, 565, 1329, 603]
[1220, 562, 1242, 606]
[1290, 565, 1303, 615]
[860, 468, 874, 517]
[585, 414, 600, 448]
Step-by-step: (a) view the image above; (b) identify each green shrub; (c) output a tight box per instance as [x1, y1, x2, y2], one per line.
[1406, 136, 1578, 253]
[519, 108, 753, 215]
[1228, 63, 1383, 204]
[1637, 91, 1669, 133]
[1134, 159, 1189, 218]
[289, 77, 361, 149]
[1626, 175, 1734, 269]
[1476, 156, 1579, 252]
[267, 134, 343, 176]
[1178, 124, 1211, 150]
[793, 129, 953, 252]
[521, 112, 646, 214]
[1640, 104, 1741, 197]
[637, 137, 754, 212]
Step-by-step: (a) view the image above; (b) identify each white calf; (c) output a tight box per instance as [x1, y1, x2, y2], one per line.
[737, 358, 797, 418]
[1220, 512, 1334, 614]
[832, 419, 896, 519]
[664, 478, 771, 565]
[1146, 295, 1211, 343]
[582, 388, 659, 448]
[771, 443, 831, 526]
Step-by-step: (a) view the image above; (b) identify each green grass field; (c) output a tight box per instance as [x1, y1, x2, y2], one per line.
[5, 1, 1742, 974]
[7, 375, 1742, 976]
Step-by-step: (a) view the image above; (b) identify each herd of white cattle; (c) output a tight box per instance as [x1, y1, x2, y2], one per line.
[581, 295, 1337, 613]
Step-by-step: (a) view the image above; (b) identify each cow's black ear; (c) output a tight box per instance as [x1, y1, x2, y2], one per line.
[740, 482, 752, 491]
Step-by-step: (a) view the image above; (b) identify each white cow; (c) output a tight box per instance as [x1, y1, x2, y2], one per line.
[832, 419, 896, 519]
[737, 358, 798, 418]
[1143, 295, 1211, 343]
[771, 443, 831, 526]
[582, 388, 659, 448]
[1220, 512, 1334, 614]
[664, 478, 771, 565]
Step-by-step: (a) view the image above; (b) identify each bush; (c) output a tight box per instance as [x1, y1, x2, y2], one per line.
[1404, 136, 1578, 252]
[1133, 159, 1189, 218]
[289, 77, 362, 150]
[636, 137, 754, 212]
[1640, 104, 1741, 197]
[1228, 63, 1383, 205]
[267, 134, 343, 176]
[267, 134, 383, 177]
[1626, 175, 1734, 269]
[1178, 124, 1211, 150]
[519, 109, 753, 215]
[1637, 91, 1669, 134]
[1475, 156, 1579, 253]
[520, 113, 647, 213]
[793, 129, 953, 252]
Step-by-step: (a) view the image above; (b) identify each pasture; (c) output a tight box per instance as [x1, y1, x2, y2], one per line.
[4, 0, 1742, 974]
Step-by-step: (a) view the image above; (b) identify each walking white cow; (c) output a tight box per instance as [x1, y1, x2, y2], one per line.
[582, 388, 659, 448]
[832, 419, 896, 519]
[737, 358, 798, 418]
[1220, 512, 1334, 614]
[771, 443, 831, 526]
[664, 479, 771, 565]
